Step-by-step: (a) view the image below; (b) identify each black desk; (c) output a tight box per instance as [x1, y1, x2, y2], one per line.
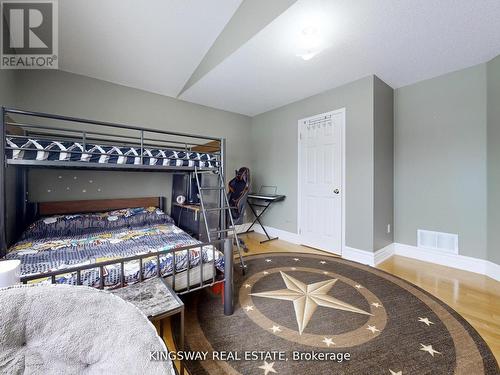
[171, 203, 204, 240]
[243, 193, 286, 243]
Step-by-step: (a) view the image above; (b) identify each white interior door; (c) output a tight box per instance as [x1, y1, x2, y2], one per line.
[298, 109, 344, 255]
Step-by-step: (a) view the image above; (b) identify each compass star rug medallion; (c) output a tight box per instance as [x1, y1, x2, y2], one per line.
[177, 253, 499, 375]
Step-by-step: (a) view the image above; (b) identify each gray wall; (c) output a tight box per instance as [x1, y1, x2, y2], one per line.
[394, 64, 488, 260]
[13, 70, 252, 213]
[0, 70, 16, 107]
[28, 169, 174, 208]
[487, 56, 500, 264]
[373, 77, 394, 250]
[251, 76, 376, 252]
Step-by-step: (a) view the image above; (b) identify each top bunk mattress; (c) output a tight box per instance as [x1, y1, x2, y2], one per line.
[6, 136, 219, 168]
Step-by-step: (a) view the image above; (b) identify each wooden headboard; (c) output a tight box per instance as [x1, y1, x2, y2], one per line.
[38, 197, 161, 216]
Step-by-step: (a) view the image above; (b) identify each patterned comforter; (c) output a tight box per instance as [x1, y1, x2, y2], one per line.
[5, 207, 224, 288]
[6, 136, 219, 168]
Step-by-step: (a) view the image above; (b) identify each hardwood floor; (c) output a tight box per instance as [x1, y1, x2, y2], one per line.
[161, 232, 500, 372]
[239, 232, 331, 256]
[378, 255, 500, 361]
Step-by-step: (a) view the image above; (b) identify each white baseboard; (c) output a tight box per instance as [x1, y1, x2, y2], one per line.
[374, 243, 395, 265]
[342, 246, 376, 266]
[249, 224, 302, 245]
[393, 243, 500, 282]
[239, 223, 385, 266]
[234, 223, 252, 234]
[236, 223, 500, 282]
[342, 243, 394, 267]
[235, 223, 300, 243]
[486, 261, 500, 282]
[343, 243, 500, 282]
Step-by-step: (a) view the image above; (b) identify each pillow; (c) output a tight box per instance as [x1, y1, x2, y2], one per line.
[109, 207, 175, 228]
[20, 207, 174, 241]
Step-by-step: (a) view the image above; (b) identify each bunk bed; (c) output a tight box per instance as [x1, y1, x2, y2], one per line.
[0, 107, 234, 316]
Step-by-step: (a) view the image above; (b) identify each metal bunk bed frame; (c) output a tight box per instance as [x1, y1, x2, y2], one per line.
[0, 106, 234, 315]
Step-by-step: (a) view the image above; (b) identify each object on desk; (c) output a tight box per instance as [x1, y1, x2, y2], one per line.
[256, 185, 278, 196]
[176, 195, 186, 205]
[172, 174, 203, 238]
[244, 186, 286, 243]
[0, 259, 20, 287]
[187, 175, 200, 204]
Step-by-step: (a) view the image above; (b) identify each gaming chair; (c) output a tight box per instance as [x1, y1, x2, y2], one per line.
[227, 167, 250, 251]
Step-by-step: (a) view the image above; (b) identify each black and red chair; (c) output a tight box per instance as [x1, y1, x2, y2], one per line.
[227, 167, 250, 252]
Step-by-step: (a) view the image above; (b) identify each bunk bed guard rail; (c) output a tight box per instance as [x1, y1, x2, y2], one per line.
[1, 108, 222, 170]
[19, 239, 230, 290]
[0, 107, 233, 315]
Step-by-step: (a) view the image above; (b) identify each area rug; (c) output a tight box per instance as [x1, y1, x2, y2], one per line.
[176, 253, 499, 375]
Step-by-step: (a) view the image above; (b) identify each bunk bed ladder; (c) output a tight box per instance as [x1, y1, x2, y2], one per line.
[195, 167, 246, 272]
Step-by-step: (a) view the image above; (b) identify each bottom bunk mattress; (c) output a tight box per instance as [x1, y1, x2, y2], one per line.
[5, 207, 224, 289]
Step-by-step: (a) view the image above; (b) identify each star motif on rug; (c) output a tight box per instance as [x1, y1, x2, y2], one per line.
[250, 272, 372, 334]
[258, 361, 277, 375]
[367, 325, 380, 334]
[270, 325, 281, 333]
[319, 261, 327, 264]
[418, 317, 434, 326]
[293, 258, 300, 262]
[371, 302, 382, 308]
[322, 337, 335, 347]
[355, 284, 363, 289]
[419, 343, 441, 357]
[244, 305, 254, 312]
[265, 259, 272, 263]
[389, 370, 402, 375]
[244, 284, 252, 289]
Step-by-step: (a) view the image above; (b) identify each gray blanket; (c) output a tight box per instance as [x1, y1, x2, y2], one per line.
[0, 284, 175, 374]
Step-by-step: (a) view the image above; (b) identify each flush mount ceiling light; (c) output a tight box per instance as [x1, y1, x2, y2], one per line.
[296, 26, 324, 61]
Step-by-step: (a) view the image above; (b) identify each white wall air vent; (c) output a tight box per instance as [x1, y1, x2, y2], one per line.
[417, 229, 458, 254]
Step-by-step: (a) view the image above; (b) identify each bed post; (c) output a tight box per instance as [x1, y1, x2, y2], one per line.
[223, 237, 234, 315]
[159, 196, 167, 212]
[220, 138, 226, 234]
[220, 138, 233, 315]
[17, 168, 28, 237]
[0, 107, 7, 256]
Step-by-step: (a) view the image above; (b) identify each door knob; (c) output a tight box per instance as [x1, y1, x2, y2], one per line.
[333, 188, 340, 194]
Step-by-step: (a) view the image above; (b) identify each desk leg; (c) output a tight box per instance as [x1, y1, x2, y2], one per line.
[260, 236, 279, 244]
[242, 203, 259, 234]
[246, 202, 279, 243]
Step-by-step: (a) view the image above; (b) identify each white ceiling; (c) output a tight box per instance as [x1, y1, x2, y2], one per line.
[180, 0, 500, 115]
[59, 0, 243, 98]
[59, 0, 500, 116]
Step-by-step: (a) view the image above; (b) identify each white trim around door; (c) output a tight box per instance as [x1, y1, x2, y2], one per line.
[297, 108, 346, 256]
